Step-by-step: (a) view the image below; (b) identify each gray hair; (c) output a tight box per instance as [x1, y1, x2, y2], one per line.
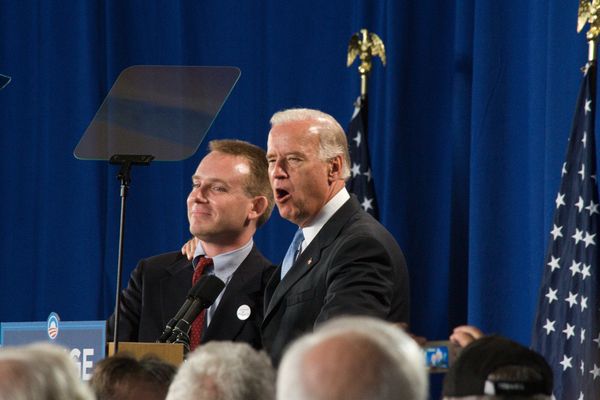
[277, 316, 428, 400]
[270, 108, 351, 180]
[0, 342, 94, 400]
[165, 341, 275, 400]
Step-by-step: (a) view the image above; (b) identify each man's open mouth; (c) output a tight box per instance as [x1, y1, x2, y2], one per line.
[275, 188, 290, 201]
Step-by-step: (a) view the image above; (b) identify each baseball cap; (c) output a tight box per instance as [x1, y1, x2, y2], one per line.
[442, 335, 553, 397]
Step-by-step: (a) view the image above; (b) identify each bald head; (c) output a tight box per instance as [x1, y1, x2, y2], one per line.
[302, 333, 397, 399]
[277, 316, 428, 400]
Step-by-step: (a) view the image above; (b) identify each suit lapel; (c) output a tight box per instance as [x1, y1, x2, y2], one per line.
[264, 244, 320, 318]
[263, 266, 281, 313]
[159, 257, 193, 328]
[263, 197, 361, 322]
[203, 247, 263, 341]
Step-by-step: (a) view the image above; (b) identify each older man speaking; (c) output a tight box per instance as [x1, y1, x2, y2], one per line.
[261, 108, 409, 364]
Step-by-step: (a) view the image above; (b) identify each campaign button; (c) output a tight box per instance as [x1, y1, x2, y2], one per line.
[237, 305, 251, 320]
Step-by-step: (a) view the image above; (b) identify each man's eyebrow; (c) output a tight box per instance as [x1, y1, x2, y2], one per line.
[267, 151, 304, 158]
[191, 175, 228, 185]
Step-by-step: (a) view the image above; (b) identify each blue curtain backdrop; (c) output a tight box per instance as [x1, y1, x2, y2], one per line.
[0, 0, 589, 351]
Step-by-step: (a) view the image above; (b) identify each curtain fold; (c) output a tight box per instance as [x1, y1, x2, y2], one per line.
[0, 1, 590, 353]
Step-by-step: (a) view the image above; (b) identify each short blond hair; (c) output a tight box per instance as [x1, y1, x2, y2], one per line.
[209, 139, 274, 227]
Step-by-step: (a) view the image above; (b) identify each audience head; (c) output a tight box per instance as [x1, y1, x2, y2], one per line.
[267, 108, 350, 227]
[0, 342, 94, 400]
[165, 341, 275, 400]
[277, 315, 428, 400]
[442, 335, 553, 399]
[90, 353, 177, 400]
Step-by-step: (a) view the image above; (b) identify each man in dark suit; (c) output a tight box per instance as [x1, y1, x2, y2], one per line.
[109, 139, 275, 350]
[262, 108, 409, 364]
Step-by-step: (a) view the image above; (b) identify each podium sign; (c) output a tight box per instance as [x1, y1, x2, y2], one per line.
[0, 313, 106, 380]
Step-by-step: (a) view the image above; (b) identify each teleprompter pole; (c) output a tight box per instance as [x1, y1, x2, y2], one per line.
[109, 154, 154, 353]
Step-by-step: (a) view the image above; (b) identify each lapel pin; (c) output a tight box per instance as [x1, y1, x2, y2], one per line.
[307, 258, 313, 265]
[237, 304, 251, 321]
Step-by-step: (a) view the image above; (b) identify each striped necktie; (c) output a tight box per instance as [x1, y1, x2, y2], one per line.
[189, 256, 213, 351]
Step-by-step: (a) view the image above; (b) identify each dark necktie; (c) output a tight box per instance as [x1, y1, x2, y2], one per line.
[189, 256, 213, 351]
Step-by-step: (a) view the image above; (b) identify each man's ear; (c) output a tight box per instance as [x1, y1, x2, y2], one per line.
[328, 155, 343, 183]
[248, 196, 269, 222]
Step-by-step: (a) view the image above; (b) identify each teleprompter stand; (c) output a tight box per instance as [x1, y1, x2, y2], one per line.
[109, 154, 154, 353]
[74, 66, 240, 354]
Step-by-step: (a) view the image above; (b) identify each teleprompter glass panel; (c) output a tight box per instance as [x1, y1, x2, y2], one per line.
[74, 66, 240, 161]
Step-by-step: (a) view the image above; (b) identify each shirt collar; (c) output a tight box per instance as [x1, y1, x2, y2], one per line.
[301, 187, 350, 250]
[193, 239, 254, 283]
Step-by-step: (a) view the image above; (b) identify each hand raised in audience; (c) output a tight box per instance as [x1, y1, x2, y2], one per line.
[449, 325, 485, 348]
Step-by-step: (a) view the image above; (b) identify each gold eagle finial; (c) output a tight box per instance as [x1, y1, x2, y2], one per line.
[347, 29, 386, 97]
[578, 0, 600, 38]
[578, 0, 600, 62]
[347, 29, 386, 73]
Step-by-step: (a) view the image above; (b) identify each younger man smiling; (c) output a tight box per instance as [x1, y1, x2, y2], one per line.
[109, 140, 275, 350]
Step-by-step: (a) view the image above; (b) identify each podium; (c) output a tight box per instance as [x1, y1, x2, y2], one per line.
[107, 342, 185, 366]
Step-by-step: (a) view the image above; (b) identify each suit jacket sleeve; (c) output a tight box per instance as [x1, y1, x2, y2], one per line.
[107, 259, 145, 342]
[316, 230, 405, 325]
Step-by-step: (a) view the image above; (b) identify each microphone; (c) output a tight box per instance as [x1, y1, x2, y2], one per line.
[158, 276, 211, 343]
[166, 275, 225, 345]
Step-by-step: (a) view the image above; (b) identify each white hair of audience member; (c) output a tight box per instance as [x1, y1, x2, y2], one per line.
[0, 342, 94, 400]
[165, 341, 275, 400]
[277, 316, 428, 400]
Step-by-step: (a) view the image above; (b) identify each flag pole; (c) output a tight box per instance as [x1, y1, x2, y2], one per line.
[344, 29, 386, 219]
[347, 28, 387, 99]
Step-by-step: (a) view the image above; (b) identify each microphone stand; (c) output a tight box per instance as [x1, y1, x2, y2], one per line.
[109, 154, 153, 353]
[173, 332, 191, 354]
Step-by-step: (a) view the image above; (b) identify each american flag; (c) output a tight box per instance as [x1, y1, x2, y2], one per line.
[346, 95, 379, 219]
[532, 62, 600, 399]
